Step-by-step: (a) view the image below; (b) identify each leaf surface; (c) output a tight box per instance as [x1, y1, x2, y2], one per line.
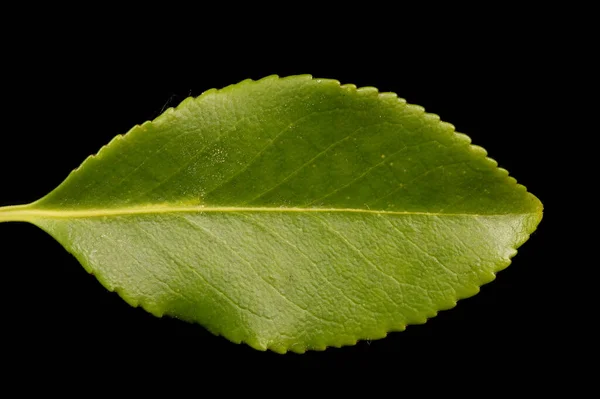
[0, 75, 543, 353]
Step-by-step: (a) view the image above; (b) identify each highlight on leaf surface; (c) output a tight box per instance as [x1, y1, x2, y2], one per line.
[0, 75, 543, 353]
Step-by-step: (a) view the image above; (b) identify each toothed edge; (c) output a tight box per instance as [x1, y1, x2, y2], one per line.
[32, 74, 543, 354]
[245, 76, 541, 353]
[250, 223, 536, 354]
[314, 77, 527, 196]
[68, 213, 537, 355]
[59, 219, 538, 355]
[46, 73, 541, 211]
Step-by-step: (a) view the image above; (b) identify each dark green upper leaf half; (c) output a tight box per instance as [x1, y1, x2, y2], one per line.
[0, 75, 542, 353]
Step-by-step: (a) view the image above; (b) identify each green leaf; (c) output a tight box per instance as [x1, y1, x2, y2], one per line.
[0, 75, 542, 353]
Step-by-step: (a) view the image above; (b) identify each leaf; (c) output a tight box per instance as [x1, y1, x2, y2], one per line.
[0, 74, 542, 353]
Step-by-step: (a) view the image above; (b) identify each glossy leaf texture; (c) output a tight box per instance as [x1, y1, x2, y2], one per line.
[0, 75, 543, 353]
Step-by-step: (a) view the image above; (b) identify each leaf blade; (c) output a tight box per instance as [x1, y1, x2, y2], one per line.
[3, 75, 543, 352]
[31, 209, 539, 352]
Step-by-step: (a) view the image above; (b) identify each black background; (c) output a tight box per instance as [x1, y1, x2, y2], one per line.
[0, 14, 565, 376]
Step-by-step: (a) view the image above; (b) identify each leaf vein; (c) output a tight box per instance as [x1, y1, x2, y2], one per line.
[95, 228, 183, 302]
[245, 121, 394, 205]
[381, 215, 458, 279]
[367, 160, 469, 207]
[310, 214, 412, 304]
[304, 138, 440, 206]
[202, 108, 348, 199]
[133, 218, 271, 321]
[239, 213, 371, 312]
[6, 206, 537, 221]
[180, 214, 340, 326]
[132, 223, 210, 306]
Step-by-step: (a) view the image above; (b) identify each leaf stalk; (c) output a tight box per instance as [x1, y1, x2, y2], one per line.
[0, 204, 33, 223]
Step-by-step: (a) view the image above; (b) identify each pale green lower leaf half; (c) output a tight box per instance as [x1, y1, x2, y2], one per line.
[25, 207, 540, 353]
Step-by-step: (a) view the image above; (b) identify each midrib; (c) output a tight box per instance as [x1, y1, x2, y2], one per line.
[0, 204, 539, 222]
